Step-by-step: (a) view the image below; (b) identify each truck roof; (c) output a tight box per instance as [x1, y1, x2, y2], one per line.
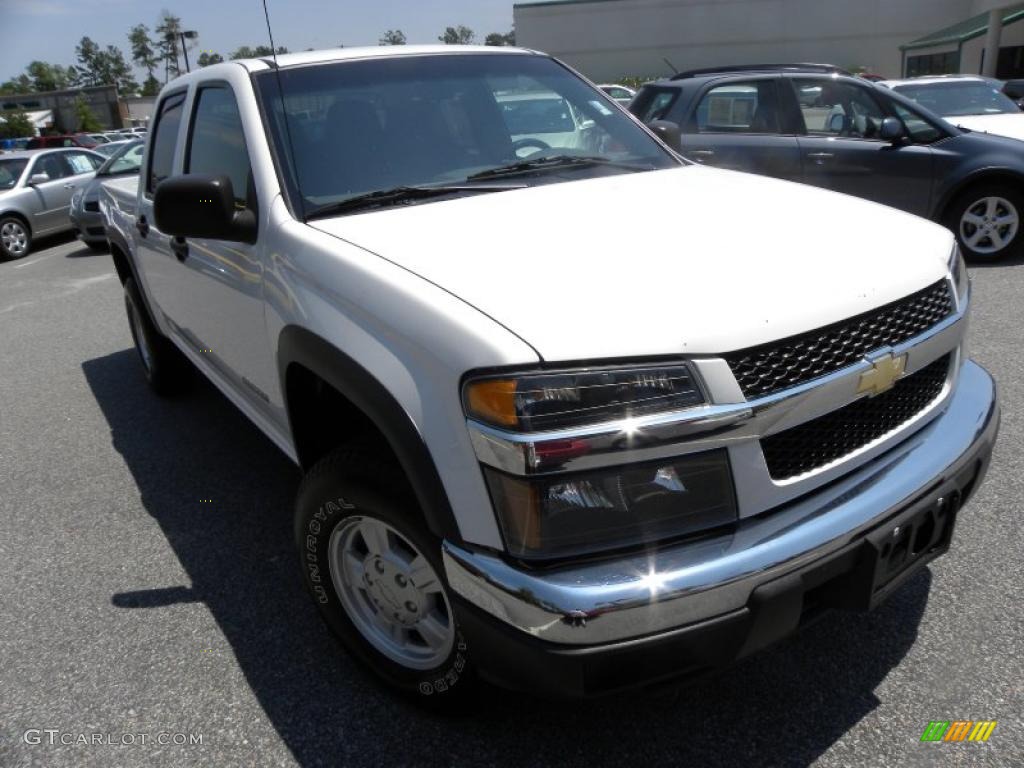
[231, 44, 538, 73]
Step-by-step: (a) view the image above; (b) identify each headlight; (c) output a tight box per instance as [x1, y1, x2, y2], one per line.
[949, 244, 968, 305]
[484, 450, 737, 560]
[463, 364, 704, 433]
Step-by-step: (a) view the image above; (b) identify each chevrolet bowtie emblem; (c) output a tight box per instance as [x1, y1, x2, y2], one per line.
[857, 353, 908, 397]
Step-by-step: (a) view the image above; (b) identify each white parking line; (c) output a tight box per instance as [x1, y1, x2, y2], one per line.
[12, 257, 44, 269]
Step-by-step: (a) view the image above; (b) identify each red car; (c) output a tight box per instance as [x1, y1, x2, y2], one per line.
[26, 134, 99, 149]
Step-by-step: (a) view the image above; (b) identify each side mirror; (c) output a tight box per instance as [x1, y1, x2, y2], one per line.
[153, 174, 256, 244]
[879, 116, 906, 143]
[28, 173, 50, 185]
[647, 119, 682, 153]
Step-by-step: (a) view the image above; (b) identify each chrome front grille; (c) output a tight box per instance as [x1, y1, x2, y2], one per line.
[761, 354, 951, 481]
[726, 280, 954, 399]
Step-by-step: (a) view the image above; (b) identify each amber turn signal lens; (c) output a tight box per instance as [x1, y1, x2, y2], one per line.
[465, 379, 519, 427]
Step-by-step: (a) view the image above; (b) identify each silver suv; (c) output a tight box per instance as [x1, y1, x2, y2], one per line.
[0, 148, 105, 259]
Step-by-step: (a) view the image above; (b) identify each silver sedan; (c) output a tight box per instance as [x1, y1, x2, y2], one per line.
[69, 140, 144, 249]
[0, 148, 106, 259]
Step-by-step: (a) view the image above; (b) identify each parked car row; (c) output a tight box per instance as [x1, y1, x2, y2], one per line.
[0, 139, 143, 259]
[628, 65, 1024, 261]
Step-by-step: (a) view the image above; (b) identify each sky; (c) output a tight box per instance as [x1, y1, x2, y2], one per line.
[0, 0, 517, 81]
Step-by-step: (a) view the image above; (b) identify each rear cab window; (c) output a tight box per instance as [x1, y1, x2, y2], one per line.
[146, 91, 187, 196]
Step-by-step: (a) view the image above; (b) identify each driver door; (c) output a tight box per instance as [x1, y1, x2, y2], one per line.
[790, 77, 934, 216]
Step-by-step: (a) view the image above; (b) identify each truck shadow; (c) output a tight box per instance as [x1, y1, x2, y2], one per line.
[83, 348, 931, 768]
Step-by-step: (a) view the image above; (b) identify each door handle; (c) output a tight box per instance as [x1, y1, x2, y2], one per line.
[170, 236, 189, 263]
[807, 152, 835, 164]
[62, 183, 76, 189]
[136, 215, 150, 238]
[690, 149, 716, 157]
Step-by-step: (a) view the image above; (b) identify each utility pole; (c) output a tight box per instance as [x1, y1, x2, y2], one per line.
[179, 30, 198, 73]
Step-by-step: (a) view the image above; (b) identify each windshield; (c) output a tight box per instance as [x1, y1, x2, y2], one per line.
[0, 158, 28, 189]
[98, 142, 144, 175]
[254, 53, 676, 215]
[893, 81, 1021, 117]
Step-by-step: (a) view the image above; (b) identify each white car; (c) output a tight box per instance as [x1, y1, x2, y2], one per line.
[881, 75, 1024, 141]
[599, 83, 636, 105]
[99, 45, 998, 703]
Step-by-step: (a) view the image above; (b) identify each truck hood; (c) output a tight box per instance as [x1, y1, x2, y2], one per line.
[309, 166, 953, 361]
[950, 113, 1024, 141]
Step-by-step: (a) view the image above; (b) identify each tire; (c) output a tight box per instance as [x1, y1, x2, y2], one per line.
[945, 184, 1024, 262]
[0, 215, 31, 260]
[295, 447, 475, 706]
[123, 277, 188, 396]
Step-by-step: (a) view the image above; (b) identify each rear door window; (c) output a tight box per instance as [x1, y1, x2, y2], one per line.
[65, 152, 100, 174]
[693, 81, 781, 134]
[147, 92, 186, 195]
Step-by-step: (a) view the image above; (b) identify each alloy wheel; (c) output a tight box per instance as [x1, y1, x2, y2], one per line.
[1, 220, 28, 257]
[960, 196, 1019, 255]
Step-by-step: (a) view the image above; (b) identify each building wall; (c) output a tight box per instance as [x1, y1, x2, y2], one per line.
[0, 85, 121, 132]
[960, 16, 1024, 72]
[515, 0, 980, 81]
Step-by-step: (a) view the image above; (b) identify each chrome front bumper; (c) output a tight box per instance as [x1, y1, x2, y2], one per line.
[443, 360, 999, 646]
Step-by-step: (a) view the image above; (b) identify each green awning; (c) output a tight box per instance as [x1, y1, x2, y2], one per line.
[902, 5, 1024, 51]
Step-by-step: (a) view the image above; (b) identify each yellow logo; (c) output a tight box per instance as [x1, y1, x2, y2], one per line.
[857, 353, 908, 397]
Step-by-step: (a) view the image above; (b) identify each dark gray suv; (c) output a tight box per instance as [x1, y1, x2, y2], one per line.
[631, 65, 1024, 261]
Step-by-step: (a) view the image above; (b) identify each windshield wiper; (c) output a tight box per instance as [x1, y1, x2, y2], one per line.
[304, 183, 525, 220]
[466, 155, 651, 181]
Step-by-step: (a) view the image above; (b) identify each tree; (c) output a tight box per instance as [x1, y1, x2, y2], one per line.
[26, 61, 74, 91]
[438, 26, 474, 45]
[230, 44, 288, 59]
[75, 36, 102, 82]
[128, 24, 159, 81]
[0, 108, 35, 139]
[141, 74, 161, 97]
[485, 31, 516, 47]
[73, 38, 138, 94]
[154, 12, 183, 81]
[74, 95, 103, 132]
[197, 52, 224, 67]
[379, 29, 406, 46]
[0, 74, 34, 95]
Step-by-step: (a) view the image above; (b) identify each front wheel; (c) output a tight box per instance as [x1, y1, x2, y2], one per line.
[0, 216, 31, 260]
[294, 448, 474, 705]
[946, 186, 1024, 262]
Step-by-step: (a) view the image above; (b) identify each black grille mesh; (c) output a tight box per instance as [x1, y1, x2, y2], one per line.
[761, 355, 950, 480]
[726, 281, 953, 399]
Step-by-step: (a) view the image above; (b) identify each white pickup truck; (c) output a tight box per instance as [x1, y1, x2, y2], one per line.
[100, 46, 999, 702]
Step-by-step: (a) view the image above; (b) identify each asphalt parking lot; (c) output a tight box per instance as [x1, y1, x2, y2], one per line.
[0, 234, 1022, 768]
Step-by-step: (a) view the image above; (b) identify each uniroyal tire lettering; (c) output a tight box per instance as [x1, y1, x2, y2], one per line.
[308, 564, 321, 583]
[313, 585, 328, 604]
[309, 519, 321, 535]
[418, 682, 433, 695]
[306, 535, 317, 552]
